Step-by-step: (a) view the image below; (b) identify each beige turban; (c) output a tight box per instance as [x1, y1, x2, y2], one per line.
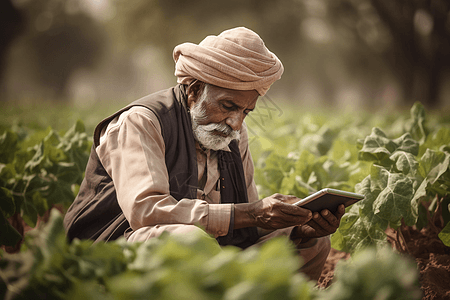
[173, 27, 284, 96]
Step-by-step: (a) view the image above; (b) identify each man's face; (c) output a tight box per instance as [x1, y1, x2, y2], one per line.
[188, 83, 259, 150]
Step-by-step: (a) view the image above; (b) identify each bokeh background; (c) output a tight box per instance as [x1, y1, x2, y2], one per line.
[1, 0, 450, 113]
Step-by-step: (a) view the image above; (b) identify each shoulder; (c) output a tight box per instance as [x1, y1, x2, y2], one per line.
[98, 106, 162, 145]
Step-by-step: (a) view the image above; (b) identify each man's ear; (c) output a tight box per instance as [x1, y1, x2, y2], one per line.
[187, 80, 204, 108]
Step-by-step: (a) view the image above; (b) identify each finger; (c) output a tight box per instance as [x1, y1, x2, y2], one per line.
[320, 209, 340, 228]
[335, 204, 346, 220]
[313, 212, 338, 232]
[280, 202, 312, 218]
[300, 219, 324, 237]
[280, 210, 312, 226]
[275, 205, 312, 227]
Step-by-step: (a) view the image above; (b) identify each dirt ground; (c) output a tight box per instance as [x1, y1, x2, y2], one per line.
[318, 226, 450, 300]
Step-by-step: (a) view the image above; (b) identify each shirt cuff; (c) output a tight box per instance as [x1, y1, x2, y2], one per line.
[206, 204, 232, 237]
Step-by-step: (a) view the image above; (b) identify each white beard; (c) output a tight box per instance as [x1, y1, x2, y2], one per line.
[190, 86, 240, 151]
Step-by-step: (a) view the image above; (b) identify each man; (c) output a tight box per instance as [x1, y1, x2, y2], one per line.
[63, 27, 345, 281]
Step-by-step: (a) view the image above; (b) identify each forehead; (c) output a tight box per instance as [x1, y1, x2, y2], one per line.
[206, 84, 259, 108]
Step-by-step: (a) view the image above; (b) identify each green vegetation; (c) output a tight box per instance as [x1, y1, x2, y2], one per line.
[0, 120, 91, 247]
[0, 210, 420, 300]
[1, 101, 448, 299]
[247, 102, 450, 252]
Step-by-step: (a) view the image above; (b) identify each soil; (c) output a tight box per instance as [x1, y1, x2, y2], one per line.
[318, 226, 450, 300]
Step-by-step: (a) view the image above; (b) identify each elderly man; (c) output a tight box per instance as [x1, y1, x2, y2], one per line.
[64, 27, 344, 281]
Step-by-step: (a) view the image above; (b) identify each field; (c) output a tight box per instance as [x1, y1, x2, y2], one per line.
[1, 99, 449, 299]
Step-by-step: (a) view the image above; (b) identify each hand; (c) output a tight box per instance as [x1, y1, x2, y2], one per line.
[291, 204, 345, 243]
[234, 193, 313, 230]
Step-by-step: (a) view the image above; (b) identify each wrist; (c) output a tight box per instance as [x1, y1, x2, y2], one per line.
[234, 203, 256, 229]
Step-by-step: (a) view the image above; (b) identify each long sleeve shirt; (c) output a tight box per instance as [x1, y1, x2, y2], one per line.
[95, 106, 259, 238]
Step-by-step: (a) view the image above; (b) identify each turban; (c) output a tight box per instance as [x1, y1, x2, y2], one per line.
[173, 27, 284, 96]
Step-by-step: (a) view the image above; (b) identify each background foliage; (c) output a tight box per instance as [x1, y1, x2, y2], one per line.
[1, 0, 450, 110]
[1, 98, 447, 299]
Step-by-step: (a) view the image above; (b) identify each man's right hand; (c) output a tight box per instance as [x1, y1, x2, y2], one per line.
[234, 193, 313, 230]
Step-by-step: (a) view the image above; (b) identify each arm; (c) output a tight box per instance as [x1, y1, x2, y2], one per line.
[96, 106, 231, 236]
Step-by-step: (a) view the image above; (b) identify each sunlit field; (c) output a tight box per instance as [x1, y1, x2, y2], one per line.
[1, 99, 449, 299]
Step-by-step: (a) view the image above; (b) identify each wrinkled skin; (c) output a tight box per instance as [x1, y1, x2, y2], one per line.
[235, 194, 345, 244]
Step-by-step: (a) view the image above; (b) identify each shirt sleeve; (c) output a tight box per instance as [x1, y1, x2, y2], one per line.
[95, 106, 231, 237]
[239, 122, 259, 203]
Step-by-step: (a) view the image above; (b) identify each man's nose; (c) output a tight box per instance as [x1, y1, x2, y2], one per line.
[225, 111, 245, 131]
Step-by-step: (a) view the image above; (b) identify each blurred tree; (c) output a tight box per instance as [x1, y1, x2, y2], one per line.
[108, 0, 311, 100]
[3, 0, 449, 107]
[369, 0, 450, 107]
[3, 0, 105, 101]
[327, 0, 450, 107]
[110, 0, 450, 108]
[0, 0, 24, 97]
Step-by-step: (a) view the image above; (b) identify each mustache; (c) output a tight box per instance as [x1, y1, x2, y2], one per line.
[201, 123, 234, 136]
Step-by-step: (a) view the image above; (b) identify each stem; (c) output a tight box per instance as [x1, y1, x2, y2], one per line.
[396, 227, 409, 254]
[424, 200, 440, 233]
[386, 234, 400, 250]
[432, 196, 444, 229]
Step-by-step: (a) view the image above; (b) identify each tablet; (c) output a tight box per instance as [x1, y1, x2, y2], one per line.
[293, 188, 364, 213]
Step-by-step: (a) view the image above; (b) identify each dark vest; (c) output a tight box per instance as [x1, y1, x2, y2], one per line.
[63, 84, 259, 248]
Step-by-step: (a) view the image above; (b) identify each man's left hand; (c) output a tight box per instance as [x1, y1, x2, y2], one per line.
[291, 204, 345, 243]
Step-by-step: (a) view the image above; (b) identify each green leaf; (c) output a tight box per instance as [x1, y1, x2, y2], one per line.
[24, 142, 45, 173]
[55, 162, 80, 184]
[420, 127, 450, 157]
[331, 206, 388, 253]
[0, 210, 22, 247]
[389, 151, 418, 176]
[416, 202, 429, 230]
[299, 125, 336, 156]
[371, 167, 416, 227]
[319, 246, 421, 300]
[358, 128, 419, 166]
[32, 191, 49, 216]
[358, 127, 397, 163]
[392, 133, 419, 156]
[441, 197, 450, 225]
[405, 102, 427, 144]
[0, 130, 19, 164]
[0, 187, 16, 217]
[410, 179, 428, 222]
[280, 172, 311, 198]
[46, 181, 76, 207]
[438, 221, 450, 247]
[21, 201, 38, 227]
[64, 119, 87, 137]
[329, 138, 359, 164]
[354, 173, 383, 215]
[255, 151, 294, 194]
[419, 149, 450, 185]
